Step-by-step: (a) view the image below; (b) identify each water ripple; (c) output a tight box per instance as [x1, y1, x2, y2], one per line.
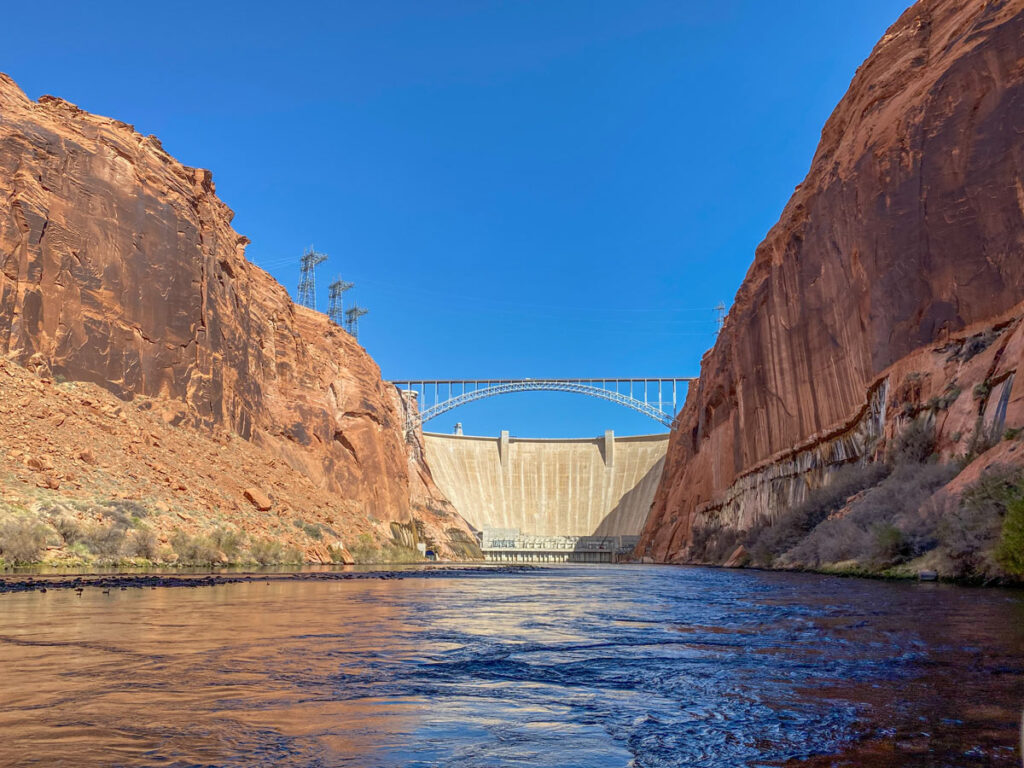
[0, 565, 1021, 767]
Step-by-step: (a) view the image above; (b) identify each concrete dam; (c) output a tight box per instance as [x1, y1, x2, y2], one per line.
[422, 430, 669, 559]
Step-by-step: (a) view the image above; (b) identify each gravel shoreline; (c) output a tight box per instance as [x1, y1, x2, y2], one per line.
[0, 564, 538, 594]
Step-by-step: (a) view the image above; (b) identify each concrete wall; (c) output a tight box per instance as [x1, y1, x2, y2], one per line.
[422, 431, 669, 537]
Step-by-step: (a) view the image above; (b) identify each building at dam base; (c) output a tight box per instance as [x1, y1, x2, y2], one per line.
[421, 430, 669, 560]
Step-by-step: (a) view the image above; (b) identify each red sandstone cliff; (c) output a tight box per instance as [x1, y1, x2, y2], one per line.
[640, 0, 1024, 562]
[0, 74, 474, 561]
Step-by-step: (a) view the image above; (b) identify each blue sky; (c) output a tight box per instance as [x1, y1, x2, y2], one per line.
[5, 0, 911, 437]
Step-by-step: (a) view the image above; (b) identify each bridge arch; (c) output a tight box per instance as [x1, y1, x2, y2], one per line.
[390, 378, 695, 428]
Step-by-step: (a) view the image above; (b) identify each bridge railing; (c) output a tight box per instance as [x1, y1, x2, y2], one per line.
[389, 377, 695, 428]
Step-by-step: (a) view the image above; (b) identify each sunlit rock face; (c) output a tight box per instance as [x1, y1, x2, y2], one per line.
[640, 0, 1024, 562]
[0, 74, 470, 554]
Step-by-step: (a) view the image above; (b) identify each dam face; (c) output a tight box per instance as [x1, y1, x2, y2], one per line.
[422, 430, 669, 539]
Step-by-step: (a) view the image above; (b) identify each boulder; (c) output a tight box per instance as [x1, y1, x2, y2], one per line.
[723, 545, 750, 569]
[243, 488, 273, 511]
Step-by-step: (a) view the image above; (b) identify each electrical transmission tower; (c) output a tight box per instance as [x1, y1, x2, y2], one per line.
[297, 246, 328, 310]
[714, 302, 727, 334]
[345, 305, 369, 340]
[328, 276, 354, 326]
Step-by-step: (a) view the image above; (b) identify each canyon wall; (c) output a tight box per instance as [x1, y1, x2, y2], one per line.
[0, 73, 472, 559]
[640, 0, 1024, 562]
[423, 431, 668, 537]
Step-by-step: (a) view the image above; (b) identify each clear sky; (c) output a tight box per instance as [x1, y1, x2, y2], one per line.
[5, 0, 911, 437]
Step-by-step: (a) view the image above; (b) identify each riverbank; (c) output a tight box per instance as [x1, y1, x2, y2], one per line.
[656, 442, 1024, 584]
[672, 559, 1024, 588]
[0, 564, 535, 594]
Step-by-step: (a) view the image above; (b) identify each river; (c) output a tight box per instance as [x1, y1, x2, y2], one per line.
[0, 565, 1021, 767]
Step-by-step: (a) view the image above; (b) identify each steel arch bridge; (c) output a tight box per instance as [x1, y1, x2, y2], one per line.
[389, 378, 695, 428]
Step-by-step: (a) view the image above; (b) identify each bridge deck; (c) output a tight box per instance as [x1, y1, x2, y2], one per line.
[390, 377, 695, 427]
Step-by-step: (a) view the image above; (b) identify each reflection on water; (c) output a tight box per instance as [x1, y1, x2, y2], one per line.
[0, 565, 1021, 767]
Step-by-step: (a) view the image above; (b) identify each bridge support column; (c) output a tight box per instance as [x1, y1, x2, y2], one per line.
[603, 430, 615, 468]
[499, 430, 510, 468]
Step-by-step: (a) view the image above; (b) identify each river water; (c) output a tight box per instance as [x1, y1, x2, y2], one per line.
[0, 565, 1021, 767]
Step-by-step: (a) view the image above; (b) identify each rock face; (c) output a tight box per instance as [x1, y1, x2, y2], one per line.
[639, 0, 1024, 562]
[0, 73, 472, 558]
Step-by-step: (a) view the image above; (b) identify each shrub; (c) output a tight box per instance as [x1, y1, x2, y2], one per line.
[97, 499, 150, 525]
[871, 523, 910, 565]
[124, 528, 159, 560]
[960, 331, 997, 362]
[995, 498, 1024, 577]
[328, 543, 350, 563]
[210, 528, 244, 559]
[889, 417, 936, 465]
[170, 531, 220, 565]
[937, 385, 962, 410]
[940, 465, 1023, 578]
[964, 418, 1001, 461]
[49, 514, 84, 546]
[81, 523, 127, 558]
[689, 525, 713, 559]
[0, 518, 50, 564]
[380, 542, 423, 563]
[299, 521, 323, 540]
[747, 462, 889, 565]
[346, 532, 420, 564]
[785, 462, 958, 568]
[939, 499, 1001, 577]
[690, 525, 741, 563]
[960, 464, 1022, 518]
[250, 538, 285, 565]
[348, 533, 381, 564]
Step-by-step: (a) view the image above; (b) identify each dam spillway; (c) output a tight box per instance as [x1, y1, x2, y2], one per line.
[421, 430, 669, 540]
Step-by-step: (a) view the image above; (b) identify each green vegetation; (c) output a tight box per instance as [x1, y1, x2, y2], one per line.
[0, 517, 50, 564]
[962, 417, 1001, 463]
[348, 532, 422, 564]
[888, 415, 936, 465]
[328, 543, 351, 563]
[735, 414, 1024, 583]
[210, 527, 244, 560]
[745, 462, 890, 566]
[779, 462, 957, 569]
[957, 330, 999, 362]
[996, 498, 1024, 577]
[0, 496, 335, 568]
[249, 538, 302, 565]
[295, 520, 324, 540]
[170, 531, 221, 565]
[81, 522, 128, 558]
[124, 527, 159, 559]
[939, 464, 1024, 580]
